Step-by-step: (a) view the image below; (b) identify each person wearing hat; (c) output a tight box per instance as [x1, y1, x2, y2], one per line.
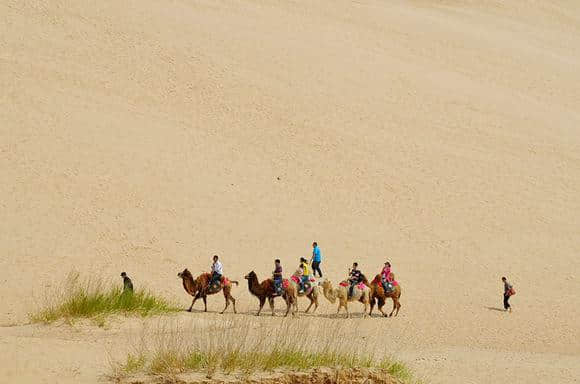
[381, 262, 394, 283]
[380, 262, 394, 293]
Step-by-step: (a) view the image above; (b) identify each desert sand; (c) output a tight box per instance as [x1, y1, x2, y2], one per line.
[1, 0, 580, 383]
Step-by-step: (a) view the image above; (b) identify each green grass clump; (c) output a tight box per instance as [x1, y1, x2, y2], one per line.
[136, 348, 409, 380]
[30, 272, 180, 323]
[115, 319, 417, 383]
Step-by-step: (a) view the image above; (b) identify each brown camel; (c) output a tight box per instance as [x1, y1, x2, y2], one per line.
[289, 269, 319, 313]
[177, 269, 238, 314]
[369, 273, 402, 317]
[244, 271, 296, 317]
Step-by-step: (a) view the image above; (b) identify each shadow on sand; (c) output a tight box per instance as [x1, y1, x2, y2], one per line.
[485, 306, 506, 312]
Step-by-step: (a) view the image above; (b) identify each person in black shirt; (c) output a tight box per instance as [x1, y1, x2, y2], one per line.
[120, 272, 133, 294]
[347, 262, 362, 298]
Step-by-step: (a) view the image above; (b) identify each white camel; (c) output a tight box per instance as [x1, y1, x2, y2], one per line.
[288, 269, 320, 313]
[319, 279, 370, 318]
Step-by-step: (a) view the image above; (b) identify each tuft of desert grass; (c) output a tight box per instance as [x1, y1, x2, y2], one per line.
[30, 272, 180, 323]
[114, 318, 418, 383]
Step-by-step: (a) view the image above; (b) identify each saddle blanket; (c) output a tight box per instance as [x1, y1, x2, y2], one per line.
[339, 281, 366, 289]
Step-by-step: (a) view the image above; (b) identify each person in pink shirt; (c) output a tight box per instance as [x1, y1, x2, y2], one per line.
[381, 261, 393, 283]
[380, 261, 395, 293]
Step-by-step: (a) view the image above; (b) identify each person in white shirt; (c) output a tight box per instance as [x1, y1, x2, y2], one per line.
[211, 255, 223, 286]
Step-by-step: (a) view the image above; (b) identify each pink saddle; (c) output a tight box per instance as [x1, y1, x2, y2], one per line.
[290, 275, 301, 284]
[282, 279, 290, 289]
[339, 281, 349, 287]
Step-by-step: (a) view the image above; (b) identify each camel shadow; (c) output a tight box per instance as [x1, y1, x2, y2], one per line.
[485, 306, 506, 312]
[315, 312, 368, 319]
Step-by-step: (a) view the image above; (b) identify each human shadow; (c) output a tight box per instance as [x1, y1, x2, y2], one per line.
[485, 306, 505, 312]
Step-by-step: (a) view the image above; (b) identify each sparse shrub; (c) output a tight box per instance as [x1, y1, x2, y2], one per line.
[30, 272, 180, 323]
[114, 317, 417, 383]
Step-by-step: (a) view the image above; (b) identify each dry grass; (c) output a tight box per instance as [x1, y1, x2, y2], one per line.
[30, 272, 180, 323]
[113, 317, 418, 383]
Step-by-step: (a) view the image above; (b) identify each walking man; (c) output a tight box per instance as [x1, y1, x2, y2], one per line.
[311, 242, 323, 277]
[502, 276, 514, 312]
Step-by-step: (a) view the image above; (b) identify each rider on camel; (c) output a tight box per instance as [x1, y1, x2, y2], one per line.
[348, 262, 363, 298]
[210, 255, 222, 289]
[273, 259, 283, 295]
[298, 257, 310, 293]
[381, 261, 395, 292]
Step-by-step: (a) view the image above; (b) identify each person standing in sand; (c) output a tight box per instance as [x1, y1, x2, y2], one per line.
[310, 242, 323, 277]
[502, 276, 514, 312]
[120, 272, 133, 293]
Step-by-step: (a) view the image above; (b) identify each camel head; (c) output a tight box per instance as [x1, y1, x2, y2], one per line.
[319, 279, 332, 290]
[178, 268, 193, 280]
[244, 271, 257, 281]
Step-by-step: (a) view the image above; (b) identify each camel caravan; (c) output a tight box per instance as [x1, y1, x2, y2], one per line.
[177, 246, 402, 319]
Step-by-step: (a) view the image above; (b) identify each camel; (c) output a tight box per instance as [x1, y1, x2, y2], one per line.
[177, 269, 238, 314]
[319, 279, 370, 318]
[368, 273, 402, 317]
[288, 269, 319, 313]
[244, 271, 296, 317]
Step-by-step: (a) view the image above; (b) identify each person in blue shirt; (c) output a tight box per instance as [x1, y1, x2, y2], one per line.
[310, 242, 323, 277]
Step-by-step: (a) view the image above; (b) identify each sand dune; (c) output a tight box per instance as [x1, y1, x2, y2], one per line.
[1, 0, 580, 383]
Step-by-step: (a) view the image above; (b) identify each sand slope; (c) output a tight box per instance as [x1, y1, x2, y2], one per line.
[1, 0, 580, 383]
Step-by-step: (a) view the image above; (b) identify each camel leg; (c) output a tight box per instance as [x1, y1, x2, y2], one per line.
[269, 297, 275, 316]
[378, 301, 388, 317]
[312, 291, 319, 313]
[362, 299, 368, 318]
[284, 297, 292, 317]
[188, 293, 201, 312]
[220, 288, 232, 314]
[369, 297, 375, 316]
[231, 296, 237, 314]
[345, 303, 350, 319]
[389, 297, 396, 317]
[257, 297, 266, 316]
[220, 296, 229, 314]
[202, 295, 207, 312]
[305, 294, 314, 313]
[393, 299, 401, 317]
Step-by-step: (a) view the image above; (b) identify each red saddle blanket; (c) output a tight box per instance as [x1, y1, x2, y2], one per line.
[339, 281, 366, 290]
